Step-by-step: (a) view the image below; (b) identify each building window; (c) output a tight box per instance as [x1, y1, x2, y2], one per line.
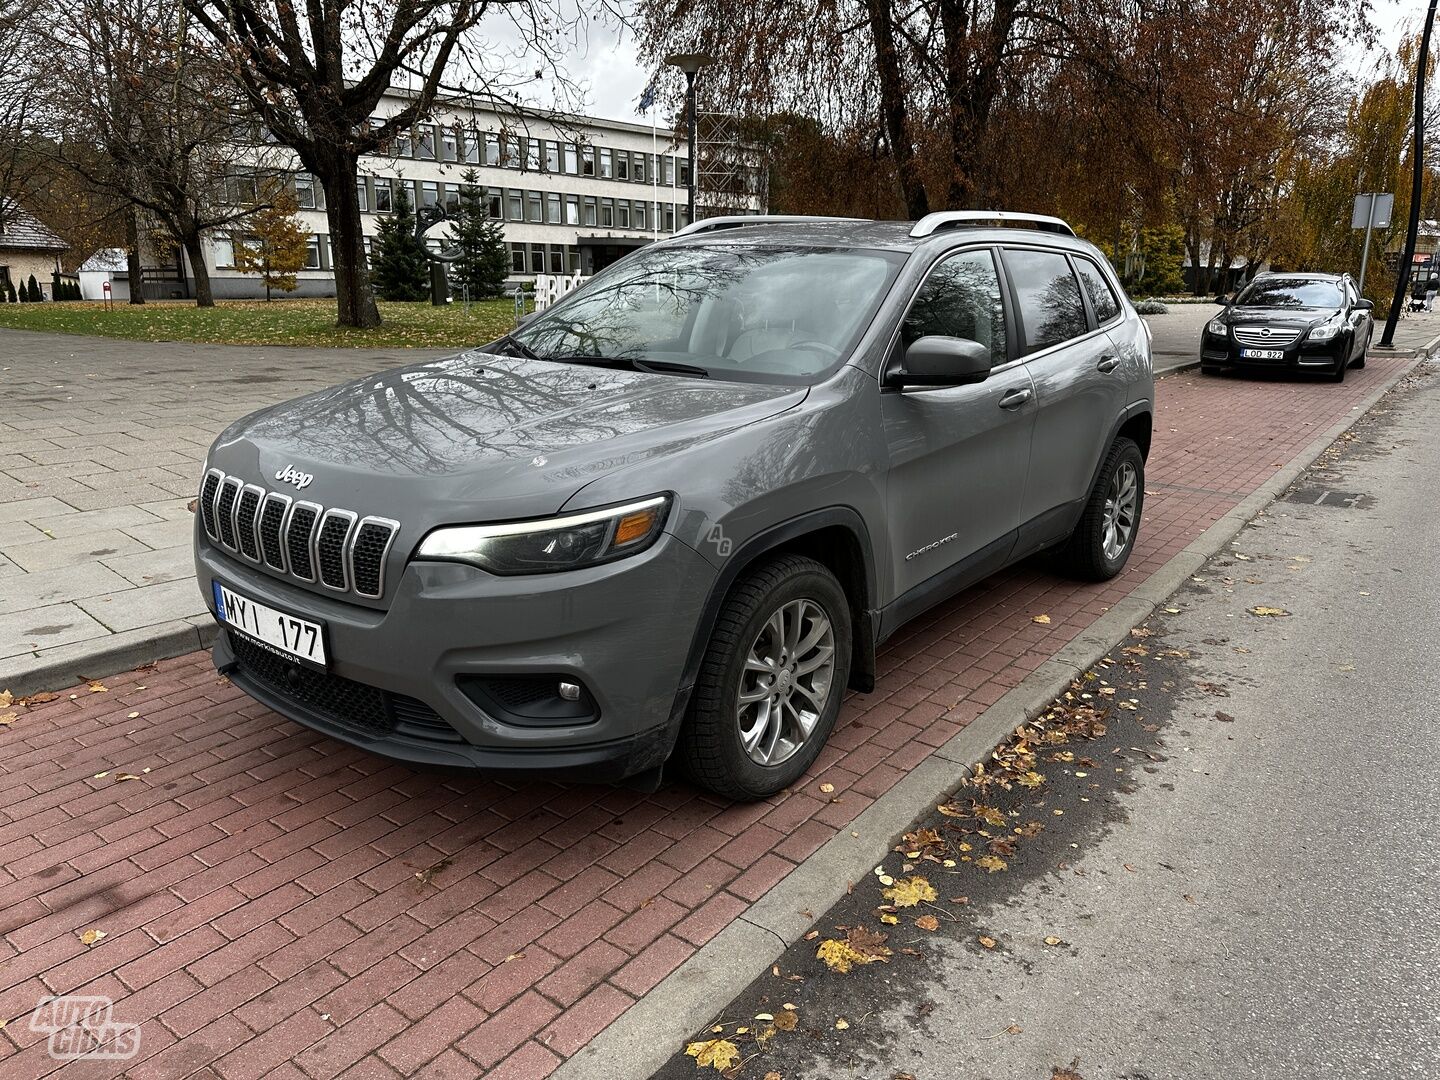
[663, 156, 675, 186]
[545, 141, 561, 173]
[363, 236, 374, 267]
[443, 184, 460, 213]
[546, 192, 561, 224]
[599, 148, 613, 179]
[634, 155, 646, 183]
[508, 191, 523, 221]
[600, 199, 614, 228]
[294, 173, 318, 209]
[373, 177, 392, 213]
[488, 189, 503, 219]
[530, 243, 545, 272]
[634, 201, 646, 230]
[510, 243, 526, 273]
[583, 196, 597, 227]
[564, 145, 578, 174]
[678, 204, 691, 229]
[567, 245, 580, 273]
[395, 129, 413, 158]
[525, 139, 542, 171]
[526, 192, 542, 222]
[417, 126, 437, 160]
[442, 127, 459, 162]
[502, 134, 520, 168]
[462, 128, 480, 164]
[421, 181, 439, 210]
[485, 132, 501, 166]
[664, 203, 675, 232]
[228, 174, 258, 205]
[617, 201, 630, 229]
[355, 177, 368, 213]
[305, 236, 321, 270]
[547, 247, 562, 274]
[616, 154, 629, 181]
[678, 159, 690, 186]
[565, 194, 580, 226]
[580, 146, 595, 177]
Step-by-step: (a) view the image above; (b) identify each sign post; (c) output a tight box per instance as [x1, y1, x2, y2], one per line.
[1352, 193, 1393, 297]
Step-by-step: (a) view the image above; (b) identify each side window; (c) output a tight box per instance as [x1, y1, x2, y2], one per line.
[901, 249, 1008, 368]
[1074, 257, 1121, 325]
[1003, 248, 1088, 353]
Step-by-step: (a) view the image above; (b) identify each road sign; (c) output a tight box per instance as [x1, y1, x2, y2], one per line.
[1352, 193, 1393, 230]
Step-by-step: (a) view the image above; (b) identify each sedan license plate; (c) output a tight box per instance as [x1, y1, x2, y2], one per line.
[213, 582, 327, 668]
[1240, 348, 1284, 360]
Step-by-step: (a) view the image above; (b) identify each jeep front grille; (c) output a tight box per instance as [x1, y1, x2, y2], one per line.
[200, 468, 399, 599]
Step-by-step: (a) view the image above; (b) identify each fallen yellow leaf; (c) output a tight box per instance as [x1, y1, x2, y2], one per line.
[975, 855, 1008, 873]
[1248, 606, 1290, 617]
[915, 914, 940, 932]
[79, 929, 106, 946]
[978, 935, 997, 949]
[834, 1017, 850, 1030]
[685, 1038, 740, 1071]
[1032, 614, 1052, 625]
[883, 876, 937, 908]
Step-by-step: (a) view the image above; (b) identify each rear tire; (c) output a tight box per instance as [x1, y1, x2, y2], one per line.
[1056, 437, 1144, 582]
[680, 555, 852, 801]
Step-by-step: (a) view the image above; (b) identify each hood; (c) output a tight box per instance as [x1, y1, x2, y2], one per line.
[207, 350, 808, 523]
[1227, 305, 1335, 324]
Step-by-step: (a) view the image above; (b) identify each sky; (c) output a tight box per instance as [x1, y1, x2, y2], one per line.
[538, 0, 1424, 127]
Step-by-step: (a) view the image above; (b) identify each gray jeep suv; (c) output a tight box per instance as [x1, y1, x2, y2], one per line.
[195, 211, 1154, 800]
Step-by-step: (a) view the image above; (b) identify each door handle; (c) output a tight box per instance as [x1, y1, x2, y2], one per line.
[998, 387, 1031, 410]
[1097, 355, 1120, 373]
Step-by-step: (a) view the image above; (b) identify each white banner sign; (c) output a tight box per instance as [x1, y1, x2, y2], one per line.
[534, 272, 591, 311]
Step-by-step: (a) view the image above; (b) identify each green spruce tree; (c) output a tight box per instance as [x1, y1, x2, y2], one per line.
[452, 169, 510, 300]
[27, 275, 41, 302]
[370, 185, 430, 302]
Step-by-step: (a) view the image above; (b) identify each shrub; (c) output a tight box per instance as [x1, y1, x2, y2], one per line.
[1133, 299, 1169, 314]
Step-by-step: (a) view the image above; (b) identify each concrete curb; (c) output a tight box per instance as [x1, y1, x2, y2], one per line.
[555, 352, 1425, 1080]
[2, 620, 218, 697]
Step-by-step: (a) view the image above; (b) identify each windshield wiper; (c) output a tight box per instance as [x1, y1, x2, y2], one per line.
[542, 355, 711, 379]
[496, 334, 543, 362]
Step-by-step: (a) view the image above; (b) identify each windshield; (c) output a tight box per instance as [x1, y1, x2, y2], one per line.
[509, 244, 904, 383]
[1235, 278, 1343, 309]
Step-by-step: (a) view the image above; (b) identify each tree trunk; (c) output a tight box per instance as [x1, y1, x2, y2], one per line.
[315, 149, 380, 328]
[124, 206, 146, 305]
[865, 0, 928, 220]
[180, 227, 215, 307]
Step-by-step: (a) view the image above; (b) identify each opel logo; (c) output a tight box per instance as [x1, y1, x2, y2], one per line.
[1259, 327, 1272, 338]
[274, 464, 314, 490]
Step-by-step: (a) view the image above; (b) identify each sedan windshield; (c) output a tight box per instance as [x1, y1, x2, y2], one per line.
[510, 244, 904, 383]
[1235, 278, 1343, 309]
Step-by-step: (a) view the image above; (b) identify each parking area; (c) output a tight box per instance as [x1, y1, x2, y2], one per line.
[0, 327, 1422, 1078]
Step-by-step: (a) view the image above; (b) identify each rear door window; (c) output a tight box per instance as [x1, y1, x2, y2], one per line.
[1002, 248, 1088, 354]
[901, 248, 1008, 367]
[1074, 257, 1122, 325]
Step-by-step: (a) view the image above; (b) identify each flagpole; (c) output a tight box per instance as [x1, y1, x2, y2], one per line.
[652, 101, 659, 241]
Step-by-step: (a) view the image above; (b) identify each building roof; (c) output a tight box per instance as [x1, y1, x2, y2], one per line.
[0, 200, 67, 253]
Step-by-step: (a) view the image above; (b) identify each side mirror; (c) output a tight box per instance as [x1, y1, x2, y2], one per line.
[890, 336, 991, 388]
[1355, 298, 1374, 312]
[1215, 294, 1231, 306]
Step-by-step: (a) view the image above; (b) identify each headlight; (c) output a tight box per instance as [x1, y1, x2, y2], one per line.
[415, 495, 671, 574]
[1207, 318, 1228, 336]
[1307, 315, 1344, 342]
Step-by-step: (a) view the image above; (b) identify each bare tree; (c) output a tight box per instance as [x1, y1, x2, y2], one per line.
[180, 0, 581, 328]
[30, 0, 271, 306]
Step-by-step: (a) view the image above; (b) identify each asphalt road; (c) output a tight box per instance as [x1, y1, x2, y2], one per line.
[1142, 302, 1213, 373]
[651, 359, 1440, 1079]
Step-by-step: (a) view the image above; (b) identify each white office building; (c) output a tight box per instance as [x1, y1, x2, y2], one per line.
[194, 89, 766, 300]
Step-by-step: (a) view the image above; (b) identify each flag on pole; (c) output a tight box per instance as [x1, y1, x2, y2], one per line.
[637, 70, 661, 114]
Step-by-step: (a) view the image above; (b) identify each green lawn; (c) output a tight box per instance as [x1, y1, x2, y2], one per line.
[0, 298, 523, 349]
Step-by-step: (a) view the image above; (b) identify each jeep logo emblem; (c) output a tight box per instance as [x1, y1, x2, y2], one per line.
[274, 464, 314, 490]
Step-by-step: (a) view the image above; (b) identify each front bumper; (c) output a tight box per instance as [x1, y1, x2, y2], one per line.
[196, 525, 718, 780]
[1200, 329, 1345, 371]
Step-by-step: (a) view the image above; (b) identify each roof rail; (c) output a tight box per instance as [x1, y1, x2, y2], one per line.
[909, 210, 1076, 239]
[672, 214, 869, 238]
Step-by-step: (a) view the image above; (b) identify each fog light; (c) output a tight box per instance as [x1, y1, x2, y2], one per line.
[558, 681, 582, 702]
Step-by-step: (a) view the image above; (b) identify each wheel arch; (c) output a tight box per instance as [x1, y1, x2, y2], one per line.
[678, 508, 880, 699]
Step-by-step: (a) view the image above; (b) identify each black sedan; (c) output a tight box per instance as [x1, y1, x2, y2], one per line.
[1201, 272, 1374, 382]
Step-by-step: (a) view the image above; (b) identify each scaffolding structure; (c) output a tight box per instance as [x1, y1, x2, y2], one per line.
[695, 112, 767, 219]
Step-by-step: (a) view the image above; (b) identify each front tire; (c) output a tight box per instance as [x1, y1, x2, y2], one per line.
[1056, 437, 1145, 582]
[680, 555, 852, 800]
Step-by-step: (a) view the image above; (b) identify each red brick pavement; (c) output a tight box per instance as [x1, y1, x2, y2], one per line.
[0, 360, 1405, 1078]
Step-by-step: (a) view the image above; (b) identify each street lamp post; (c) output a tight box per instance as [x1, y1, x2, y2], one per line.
[1380, 0, 1439, 348]
[664, 53, 715, 226]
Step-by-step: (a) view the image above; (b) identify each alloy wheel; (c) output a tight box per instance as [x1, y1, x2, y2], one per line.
[1102, 460, 1138, 562]
[736, 598, 836, 766]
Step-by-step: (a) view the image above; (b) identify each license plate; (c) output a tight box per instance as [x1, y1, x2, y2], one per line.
[213, 582, 327, 667]
[1240, 348, 1284, 360]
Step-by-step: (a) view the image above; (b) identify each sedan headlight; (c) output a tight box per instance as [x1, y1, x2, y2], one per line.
[1307, 314, 1344, 342]
[1207, 318, 1228, 336]
[416, 495, 671, 574]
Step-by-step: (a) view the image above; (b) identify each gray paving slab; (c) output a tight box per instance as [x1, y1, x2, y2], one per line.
[0, 326, 451, 685]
